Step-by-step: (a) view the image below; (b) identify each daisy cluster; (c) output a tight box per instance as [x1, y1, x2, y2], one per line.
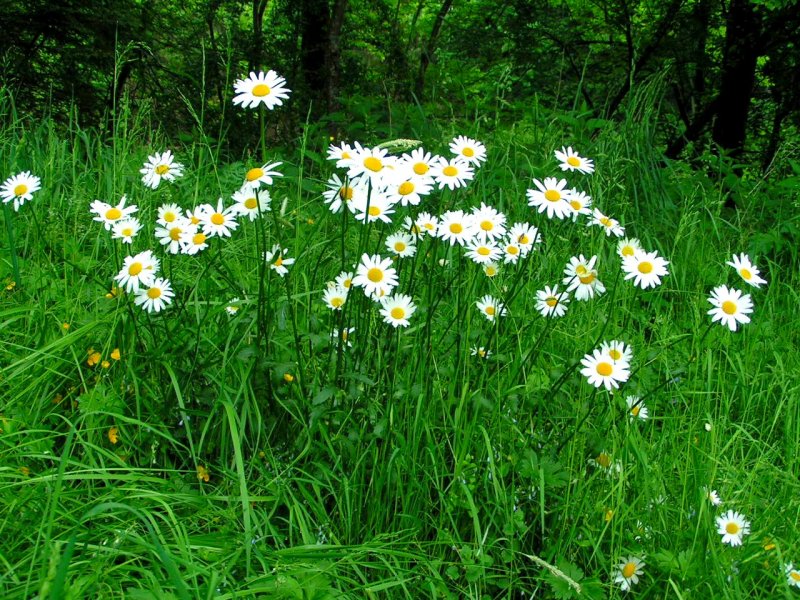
[706, 253, 767, 331]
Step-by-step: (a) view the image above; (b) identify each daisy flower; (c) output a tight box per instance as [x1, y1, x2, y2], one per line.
[134, 277, 174, 313]
[184, 206, 203, 226]
[243, 161, 283, 190]
[704, 487, 722, 506]
[352, 190, 395, 224]
[614, 556, 644, 592]
[476, 295, 507, 322]
[1, 171, 41, 211]
[527, 177, 573, 220]
[402, 215, 425, 237]
[414, 212, 439, 237]
[508, 222, 540, 256]
[501, 240, 523, 264]
[622, 249, 670, 289]
[726, 253, 767, 288]
[580, 348, 630, 390]
[322, 173, 364, 214]
[626, 395, 648, 421]
[180, 229, 209, 255]
[567, 189, 592, 219]
[707, 285, 753, 332]
[199, 198, 239, 238]
[352, 254, 399, 299]
[483, 262, 500, 278]
[600, 340, 633, 363]
[140, 150, 184, 189]
[111, 218, 142, 244]
[471, 202, 507, 242]
[331, 327, 355, 347]
[115, 250, 159, 293]
[157, 203, 183, 227]
[563, 254, 605, 301]
[264, 245, 295, 277]
[588, 450, 622, 475]
[225, 298, 241, 316]
[385, 232, 417, 258]
[431, 157, 474, 190]
[535, 285, 570, 317]
[385, 176, 432, 207]
[449, 135, 487, 167]
[400, 147, 440, 179]
[232, 187, 271, 220]
[348, 145, 396, 183]
[90, 195, 138, 230]
[716, 510, 750, 546]
[232, 70, 291, 110]
[470, 346, 492, 359]
[465, 240, 502, 265]
[379, 294, 417, 328]
[327, 141, 355, 168]
[617, 237, 642, 258]
[437, 210, 477, 246]
[554, 146, 594, 174]
[323, 285, 348, 310]
[784, 563, 800, 588]
[589, 208, 625, 237]
[335, 271, 354, 290]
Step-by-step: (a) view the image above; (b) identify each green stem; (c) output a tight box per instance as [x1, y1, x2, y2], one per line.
[3, 204, 22, 288]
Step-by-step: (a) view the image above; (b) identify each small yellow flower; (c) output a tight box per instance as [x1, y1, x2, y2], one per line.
[604, 509, 614, 522]
[110, 348, 121, 361]
[105, 286, 119, 299]
[5, 280, 16, 291]
[87, 351, 101, 367]
[763, 538, 776, 551]
[197, 465, 210, 482]
[101, 360, 111, 369]
[19, 466, 30, 477]
[283, 373, 295, 383]
[62, 322, 70, 330]
[108, 426, 119, 444]
[306, 218, 315, 225]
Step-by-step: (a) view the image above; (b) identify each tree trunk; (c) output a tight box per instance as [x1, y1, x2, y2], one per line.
[300, 0, 331, 109]
[251, 0, 270, 71]
[325, 0, 348, 115]
[414, 0, 454, 98]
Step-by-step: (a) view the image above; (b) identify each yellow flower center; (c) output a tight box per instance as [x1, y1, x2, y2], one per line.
[462, 147, 475, 157]
[443, 166, 458, 177]
[631, 405, 641, 416]
[596, 362, 613, 376]
[638, 261, 653, 274]
[449, 223, 463, 234]
[507, 245, 519, 255]
[578, 273, 596, 284]
[368, 206, 381, 216]
[246, 167, 264, 182]
[14, 184, 27, 196]
[367, 268, 383, 282]
[252, 83, 271, 97]
[545, 297, 558, 307]
[193, 232, 206, 245]
[570, 200, 582, 210]
[191, 215, 200, 224]
[600, 217, 613, 227]
[413, 162, 429, 175]
[722, 300, 737, 315]
[597, 453, 611, 468]
[477, 247, 490, 256]
[622, 245, 635, 256]
[155, 164, 170, 175]
[343, 278, 352, 288]
[398, 181, 415, 195]
[341, 151, 351, 159]
[274, 255, 283, 267]
[480, 220, 493, 231]
[363, 156, 383, 172]
[341, 330, 349, 341]
[485, 266, 497, 277]
[244, 197, 258, 209]
[622, 562, 636, 579]
[121, 227, 133, 236]
[163, 211, 176, 222]
[331, 297, 344, 308]
[339, 186, 354, 200]
[575, 265, 587, 275]
[726, 522, 740, 535]
[106, 207, 122, 220]
[609, 349, 622, 360]
[519, 234, 529, 244]
[485, 305, 495, 316]
[790, 571, 800, 582]
[211, 213, 225, 225]
[128, 262, 143, 276]
[169, 227, 182, 241]
[544, 189, 561, 202]
[147, 287, 162, 299]
[390, 307, 405, 319]
[740, 268, 752, 280]
[567, 156, 581, 167]
[394, 242, 406, 252]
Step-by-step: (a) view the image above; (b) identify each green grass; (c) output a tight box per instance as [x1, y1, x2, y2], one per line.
[2, 82, 800, 599]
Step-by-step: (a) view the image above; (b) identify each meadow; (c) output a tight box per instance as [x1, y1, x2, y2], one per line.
[1, 74, 799, 599]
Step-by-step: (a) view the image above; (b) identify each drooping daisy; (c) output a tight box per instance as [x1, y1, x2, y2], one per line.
[415, 212, 439, 237]
[554, 146, 594, 174]
[784, 563, 800, 588]
[327, 141, 355, 169]
[716, 510, 750, 546]
[322, 173, 364, 214]
[471, 202, 507, 242]
[90, 195, 138, 230]
[232, 187, 271, 220]
[726, 253, 767, 288]
[115, 250, 159, 293]
[348, 145, 396, 184]
[535, 285, 570, 318]
[704, 487, 722, 506]
[242, 161, 283, 190]
[264, 245, 295, 277]
[563, 254, 605, 301]
[600, 340, 633, 364]
[437, 210, 477, 246]
[331, 327, 355, 348]
[352, 253, 399, 299]
[335, 271, 354, 290]
[626, 395, 648, 421]
[199, 198, 239, 238]
[157, 203, 183, 227]
[483, 262, 500, 278]
[567, 189, 592, 219]
[617, 237, 642, 258]
[111, 218, 142, 244]
[580, 348, 630, 390]
[465, 239, 502, 265]
[470, 346, 492, 359]
[527, 177, 573, 220]
[707, 285, 753, 332]
[134, 277, 174, 313]
[589, 208, 625, 237]
[476, 295, 507, 322]
[614, 556, 644, 592]
[431, 157, 474, 190]
[322, 285, 348, 310]
[232, 70, 291, 110]
[180, 228, 210, 255]
[379, 294, 417, 328]
[352, 190, 395, 224]
[508, 222, 541, 256]
[140, 150, 184, 189]
[385, 232, 417, 258]
[622, 249, 670, 289]
[450, 135, 487, 167]
[1, 171, 41, 211]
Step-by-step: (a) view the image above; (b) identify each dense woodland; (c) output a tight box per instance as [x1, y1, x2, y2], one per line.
[2, 0, 799, 170]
